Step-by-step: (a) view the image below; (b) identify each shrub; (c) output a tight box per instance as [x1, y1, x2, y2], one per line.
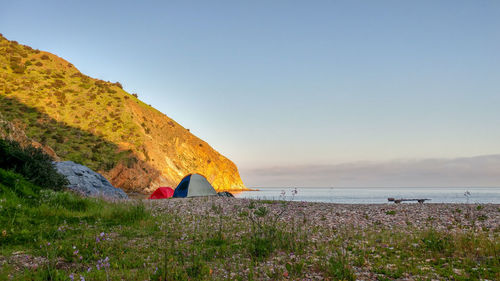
[0, 139, 68, 190]
[40, 54, 49, 60]
[9, 57, 26, 74]
[50, 79, 66, 88]
[10, 63, 25, 74]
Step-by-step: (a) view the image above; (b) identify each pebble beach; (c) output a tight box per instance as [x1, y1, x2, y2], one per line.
[149, 197, 500, 232]
[147, 197, 500, 280]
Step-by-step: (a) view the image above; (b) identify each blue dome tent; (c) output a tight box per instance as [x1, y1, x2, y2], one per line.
[172, 173, 217, 198]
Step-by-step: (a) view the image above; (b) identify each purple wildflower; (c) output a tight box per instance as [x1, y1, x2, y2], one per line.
[69, 273, 74, 281]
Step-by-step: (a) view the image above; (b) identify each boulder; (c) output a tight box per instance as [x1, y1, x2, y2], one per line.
[54, 161, 128, 199]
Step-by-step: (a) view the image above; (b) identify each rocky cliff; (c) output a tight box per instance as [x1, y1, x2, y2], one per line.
[0, 34, 246, 193]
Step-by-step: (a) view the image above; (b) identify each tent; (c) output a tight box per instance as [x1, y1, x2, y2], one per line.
[173, 173, 217, 198]
[148, 187, 174, 199]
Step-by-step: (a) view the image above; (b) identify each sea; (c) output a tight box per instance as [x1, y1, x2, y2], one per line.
[234, 187, 500, 204]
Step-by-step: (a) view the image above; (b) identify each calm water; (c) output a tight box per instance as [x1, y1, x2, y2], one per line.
[234, 187, 500, 204]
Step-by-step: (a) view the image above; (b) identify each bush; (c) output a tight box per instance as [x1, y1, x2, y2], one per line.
[9, 57, 26, 74]
[0, 139, 68, 190]
[50, 79, 66, 89]
[10, 63, 25, 74]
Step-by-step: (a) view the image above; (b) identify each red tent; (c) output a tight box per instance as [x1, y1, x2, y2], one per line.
[148, 187, 174, 199]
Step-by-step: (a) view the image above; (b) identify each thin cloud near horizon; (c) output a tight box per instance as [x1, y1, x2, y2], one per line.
[241, 154, 500, 188]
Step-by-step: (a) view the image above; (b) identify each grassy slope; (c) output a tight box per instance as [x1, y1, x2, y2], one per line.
[0, 37, 137, 172]
[0, 34, 245, 192]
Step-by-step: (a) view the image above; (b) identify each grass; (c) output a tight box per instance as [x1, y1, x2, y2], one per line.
[1, 177, 499, 280]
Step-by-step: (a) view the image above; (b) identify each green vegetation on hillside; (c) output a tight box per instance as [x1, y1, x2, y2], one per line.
[0, 96, 134, 172]
[0, 34, 141, 172]
[1, 33, 247, 192]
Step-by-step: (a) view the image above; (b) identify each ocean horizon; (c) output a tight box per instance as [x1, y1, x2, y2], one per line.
[234, 187, 500, 204]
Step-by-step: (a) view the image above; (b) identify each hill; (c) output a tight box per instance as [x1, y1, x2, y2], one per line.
[0, 34, 246, 193]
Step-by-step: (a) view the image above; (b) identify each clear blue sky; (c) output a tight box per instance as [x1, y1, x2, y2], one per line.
[2, 1, 499, 186]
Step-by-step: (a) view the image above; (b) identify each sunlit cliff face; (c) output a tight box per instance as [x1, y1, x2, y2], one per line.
[0, 34, 247, 193]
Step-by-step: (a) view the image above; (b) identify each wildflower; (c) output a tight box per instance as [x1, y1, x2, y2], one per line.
[100, 232, 105, 237]
[87, 267, 92, 272]
[47, 242, 51, 246]
[73, 250, 79, 255]
[1, 230, 6, 237]
[69, 273, 75, 281]
[80, 276, 85, 281]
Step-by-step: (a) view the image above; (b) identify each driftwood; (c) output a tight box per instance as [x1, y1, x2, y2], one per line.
[388, 198, 430, 204]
